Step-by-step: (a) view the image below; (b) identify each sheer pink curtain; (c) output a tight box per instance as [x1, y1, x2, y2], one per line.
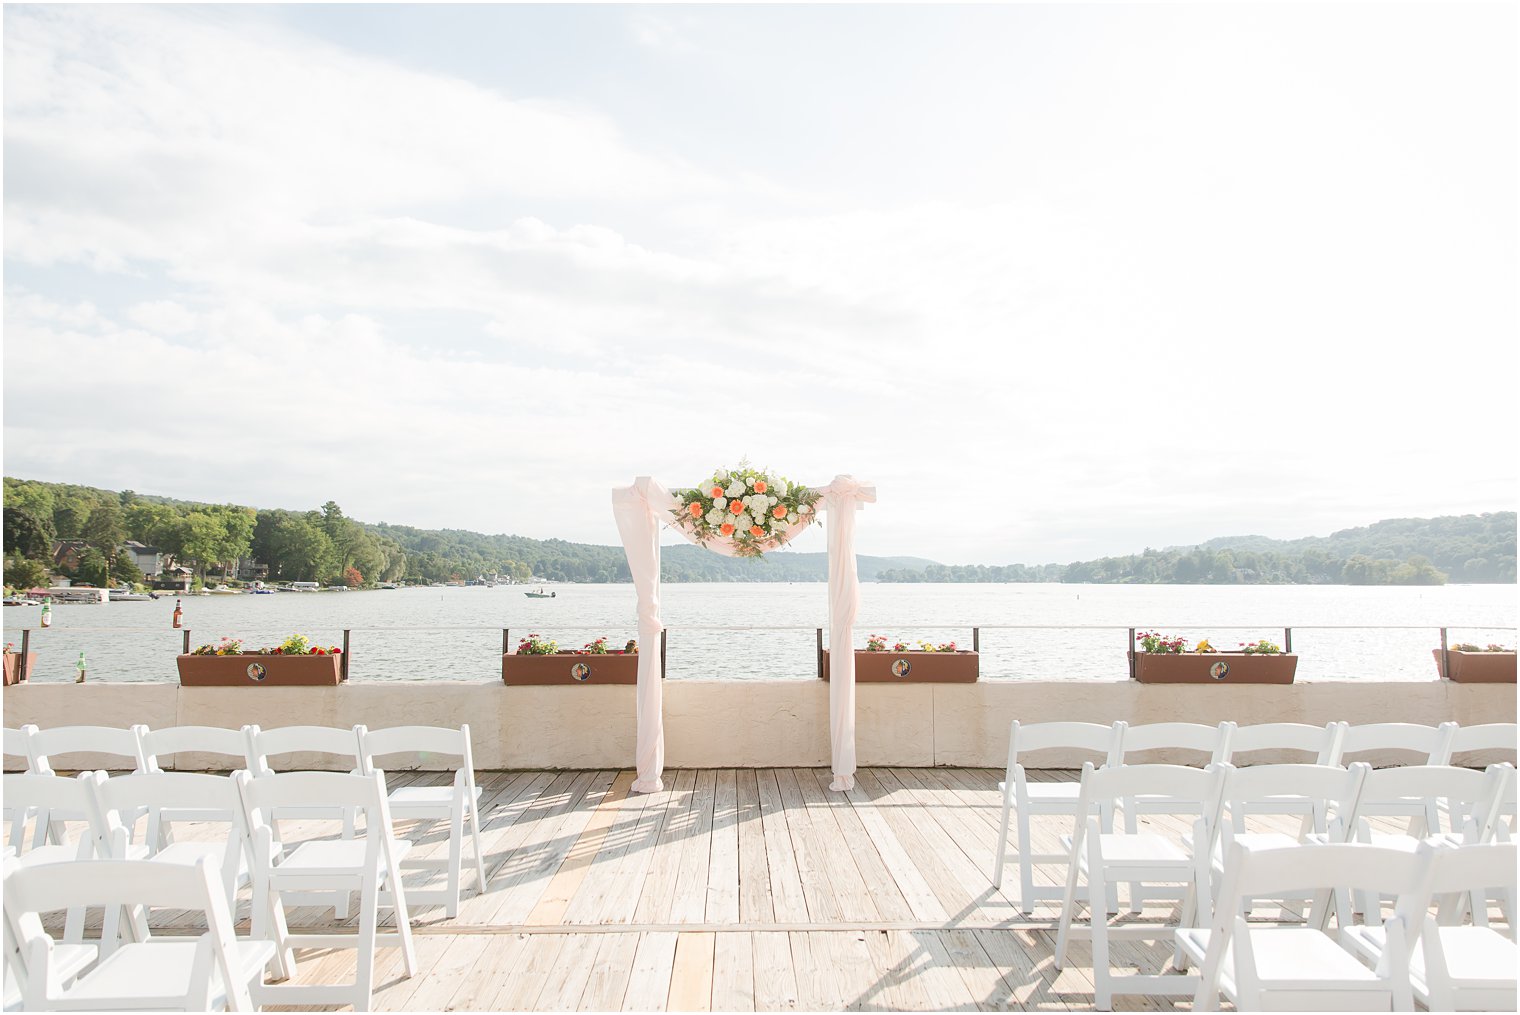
[611, 476, 677, 792]
[818, 476, 876, 791]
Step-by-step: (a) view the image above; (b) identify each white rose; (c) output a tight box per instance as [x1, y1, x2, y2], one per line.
[713, 497, 726, 510]
[738, 512, 753, 529]
[767, 495, 778, 506]
[788, 512, 799, 523]
[799, 503, 811, 514]
[727, 481, 743, 498]
[706, 509, 723, 525]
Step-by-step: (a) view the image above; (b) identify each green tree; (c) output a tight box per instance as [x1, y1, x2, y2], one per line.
[3, 553, 51, 591]
[83, 502, 127, 552]
[3, 507, 55, 560]
[75, 546, 109, 586]
[124, 503, 184, 552]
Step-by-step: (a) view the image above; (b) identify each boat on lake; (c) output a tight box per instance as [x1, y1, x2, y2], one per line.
[524, 588, 557, 599]
[108, 588, 153, 602]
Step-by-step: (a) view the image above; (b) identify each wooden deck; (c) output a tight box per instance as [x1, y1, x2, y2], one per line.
[53, 768, 1340, 1010]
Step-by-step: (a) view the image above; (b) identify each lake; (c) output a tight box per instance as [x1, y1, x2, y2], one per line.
[3, 582, 1515, 683]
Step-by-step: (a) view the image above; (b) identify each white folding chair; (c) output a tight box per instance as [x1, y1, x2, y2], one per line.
[1445, 724, 1518, 835]
[236, 770, 417, 1010]
[1224, 722, 1343, 766]
[1199, 763, 1366, 925]
[1115, 721, 1233, 913]
[1314, 764, 1506, 925]
[359, 725, 486, 917]
[136, 725, 258, 848]
[0, 774, 112, 945]
[2, 856, 98, 1011]
[991, 720, 1123, 913]
[245, 724, 367, 918]
[1054, 762, 1229, 1010]
[1341, 842, 1518, 1012]
[2, 726, 38, 847]
[24, 726, 148, 849]
[1180, 841, 1430, 1012]
[1331, 722, 1458, 768]
[3, 856, 271, 1011]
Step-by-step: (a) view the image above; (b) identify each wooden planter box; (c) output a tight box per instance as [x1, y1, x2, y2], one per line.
[1432, 649, 1517, 683]
[177, 654, 342, 687]
[1131, 652, 1298, 684]
[822, 650, 979, 682]
[3, 653, 36, 686]
[502, 652, 639, 685]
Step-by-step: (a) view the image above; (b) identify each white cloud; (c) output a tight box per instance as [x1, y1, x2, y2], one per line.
[3, 3, 1515, 565]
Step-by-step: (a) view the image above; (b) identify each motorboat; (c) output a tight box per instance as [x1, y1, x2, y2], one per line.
[524, 589, 557, 599]
[108, 588, 153, 602]
[206, 584, 242, 595]
[2, 597, 41, 607]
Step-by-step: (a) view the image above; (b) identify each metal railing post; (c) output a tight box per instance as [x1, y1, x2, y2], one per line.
[502, 629, 510, 655]
[182, 629, 191, 655]
[341, 629, 351, 682]
[972, 627, 980, 653]
[660, 628, 668, 679]
[817, 628, 824, 680]
[1128, 627, 1136, 680]
[18, 629, 30, 682]
[1284, 627, 1292, 653]
[1440, 626, 1449, 679]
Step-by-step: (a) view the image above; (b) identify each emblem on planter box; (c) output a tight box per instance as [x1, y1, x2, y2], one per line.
[891, 658, 912, 678]
[1209, 661, 1229, 680]
[246, 661, 267, 682]
[570, 662, 591, 682]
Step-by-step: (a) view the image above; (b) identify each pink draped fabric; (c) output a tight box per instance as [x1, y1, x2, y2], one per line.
[817, 476, 876, 791]
[611, 476, 678, 793]
[613, 473, 873, 794]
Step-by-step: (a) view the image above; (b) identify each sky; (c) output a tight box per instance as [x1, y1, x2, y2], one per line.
[3, 2, 1516, 566]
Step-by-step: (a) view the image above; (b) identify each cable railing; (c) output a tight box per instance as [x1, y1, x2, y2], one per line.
[3, 623, 1514, 684]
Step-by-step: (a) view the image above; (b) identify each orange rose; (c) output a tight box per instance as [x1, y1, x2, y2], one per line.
[719, 522, 735, 536]
[749, 525, 765, 536]
[772, 505, 787, 518]
[710, 486, 724, 497]
[688, 501, 704, 518]
[729, 501, 744, 514]
[753, 480, 767, 493]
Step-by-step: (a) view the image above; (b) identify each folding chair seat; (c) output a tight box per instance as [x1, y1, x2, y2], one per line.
[359, 725, 487, 917]
[1180, 842, 1431, 1012]
[1341, 842, 1518, 1011]
[1054, 762, 1228, 1010]
[2, 856, 98, 1011]
[245, 724, 368, 918]
[990, 720, 1123, 913]
[3, 856, 271, 1012]
[1115, 722, 1233, 913]
[236, 770, 416, 1010]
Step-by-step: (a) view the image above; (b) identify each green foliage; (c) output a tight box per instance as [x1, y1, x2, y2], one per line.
[3, 554, 50, 590]
[82, 502, 126, 551]
[1137, 631, 1189, 654]
[516, 633, 559, 655]
[3, 507, 55, 559]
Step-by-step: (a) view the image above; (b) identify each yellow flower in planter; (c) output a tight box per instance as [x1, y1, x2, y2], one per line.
[1195, 639, 1216, 654]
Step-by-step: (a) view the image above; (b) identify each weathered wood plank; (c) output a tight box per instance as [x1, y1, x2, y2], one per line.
[635, 769, 701, 924]
[805, 768, 916, 922]
[529, 771, 634, 925]
[749, 931, 800, 1012]
[755, 770, 810, 922]
[622, 931, 680, 1012]
[706, 770, 741, 925]
[841, 771, 947, 921]
[670, 769, 718, 924]
[736, 769, 774, 924]
[492, 933, 569, 1010]
[711, 931, 755, 1012]
[773, 769, 844, 922]
[442, 932, 533, 1011]
[667, 931, 716, 1011]
[577, 931, 641, 1011]
[533, 932, 607, 1011]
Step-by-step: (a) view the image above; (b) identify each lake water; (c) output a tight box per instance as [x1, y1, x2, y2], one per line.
[3, 582, 1515, 683]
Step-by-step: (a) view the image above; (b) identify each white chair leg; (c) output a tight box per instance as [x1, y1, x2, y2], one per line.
[992, 789, 1012, 890]
[356, 873, 379, 1011]
[1017, 808, 1037, 915]
[1123, 801, 1142, 915]
[447, 797, 466, 917]
[468, 796, 486, 892]
[1090, 834, 1112, 1011]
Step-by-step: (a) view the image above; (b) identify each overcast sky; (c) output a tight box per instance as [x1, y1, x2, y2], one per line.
[3, 2, 1515, 565]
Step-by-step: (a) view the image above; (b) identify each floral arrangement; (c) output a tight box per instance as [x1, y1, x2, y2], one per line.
[1452, 642, 1514, 652]
[865, 635, 961, 652]
[516, 634, 637, 656]
[190, 633, 341, 656]
[2, 642, 13, 656]
[672, 462, 819, 558]
[1137, 632, 1287, 655]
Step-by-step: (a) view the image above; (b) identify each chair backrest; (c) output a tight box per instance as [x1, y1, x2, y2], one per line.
[3, 726, 37, 772]
[1335, 722, 1456, 766]
[1354, 764, 1497, 837]
[1219, 763, 1365, 837]
[1225, 722, 1342, 765]
[1222, 840, 1430, 906]
[1077, 761, 1229, 822]
[359, 724, 474, 773]
[1425, 841, 1517, 898]
[27, 726, 146, 775]
[3, 855, 251, 1011]
[1005, 721, 1122, 771]
[137, 725, 253, 773]
[1, 773, 105, 856]
[94, 771, 250, 891]
[1116, 722, 1232, 765]
[236, 769, 401, 877]
[246, 724, 366, 774]
[1445, 723, 1518, 768]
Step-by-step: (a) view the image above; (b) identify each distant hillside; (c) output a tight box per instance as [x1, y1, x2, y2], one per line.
[5, 476, 1513, 586]
[876, 512, 1516, 585]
